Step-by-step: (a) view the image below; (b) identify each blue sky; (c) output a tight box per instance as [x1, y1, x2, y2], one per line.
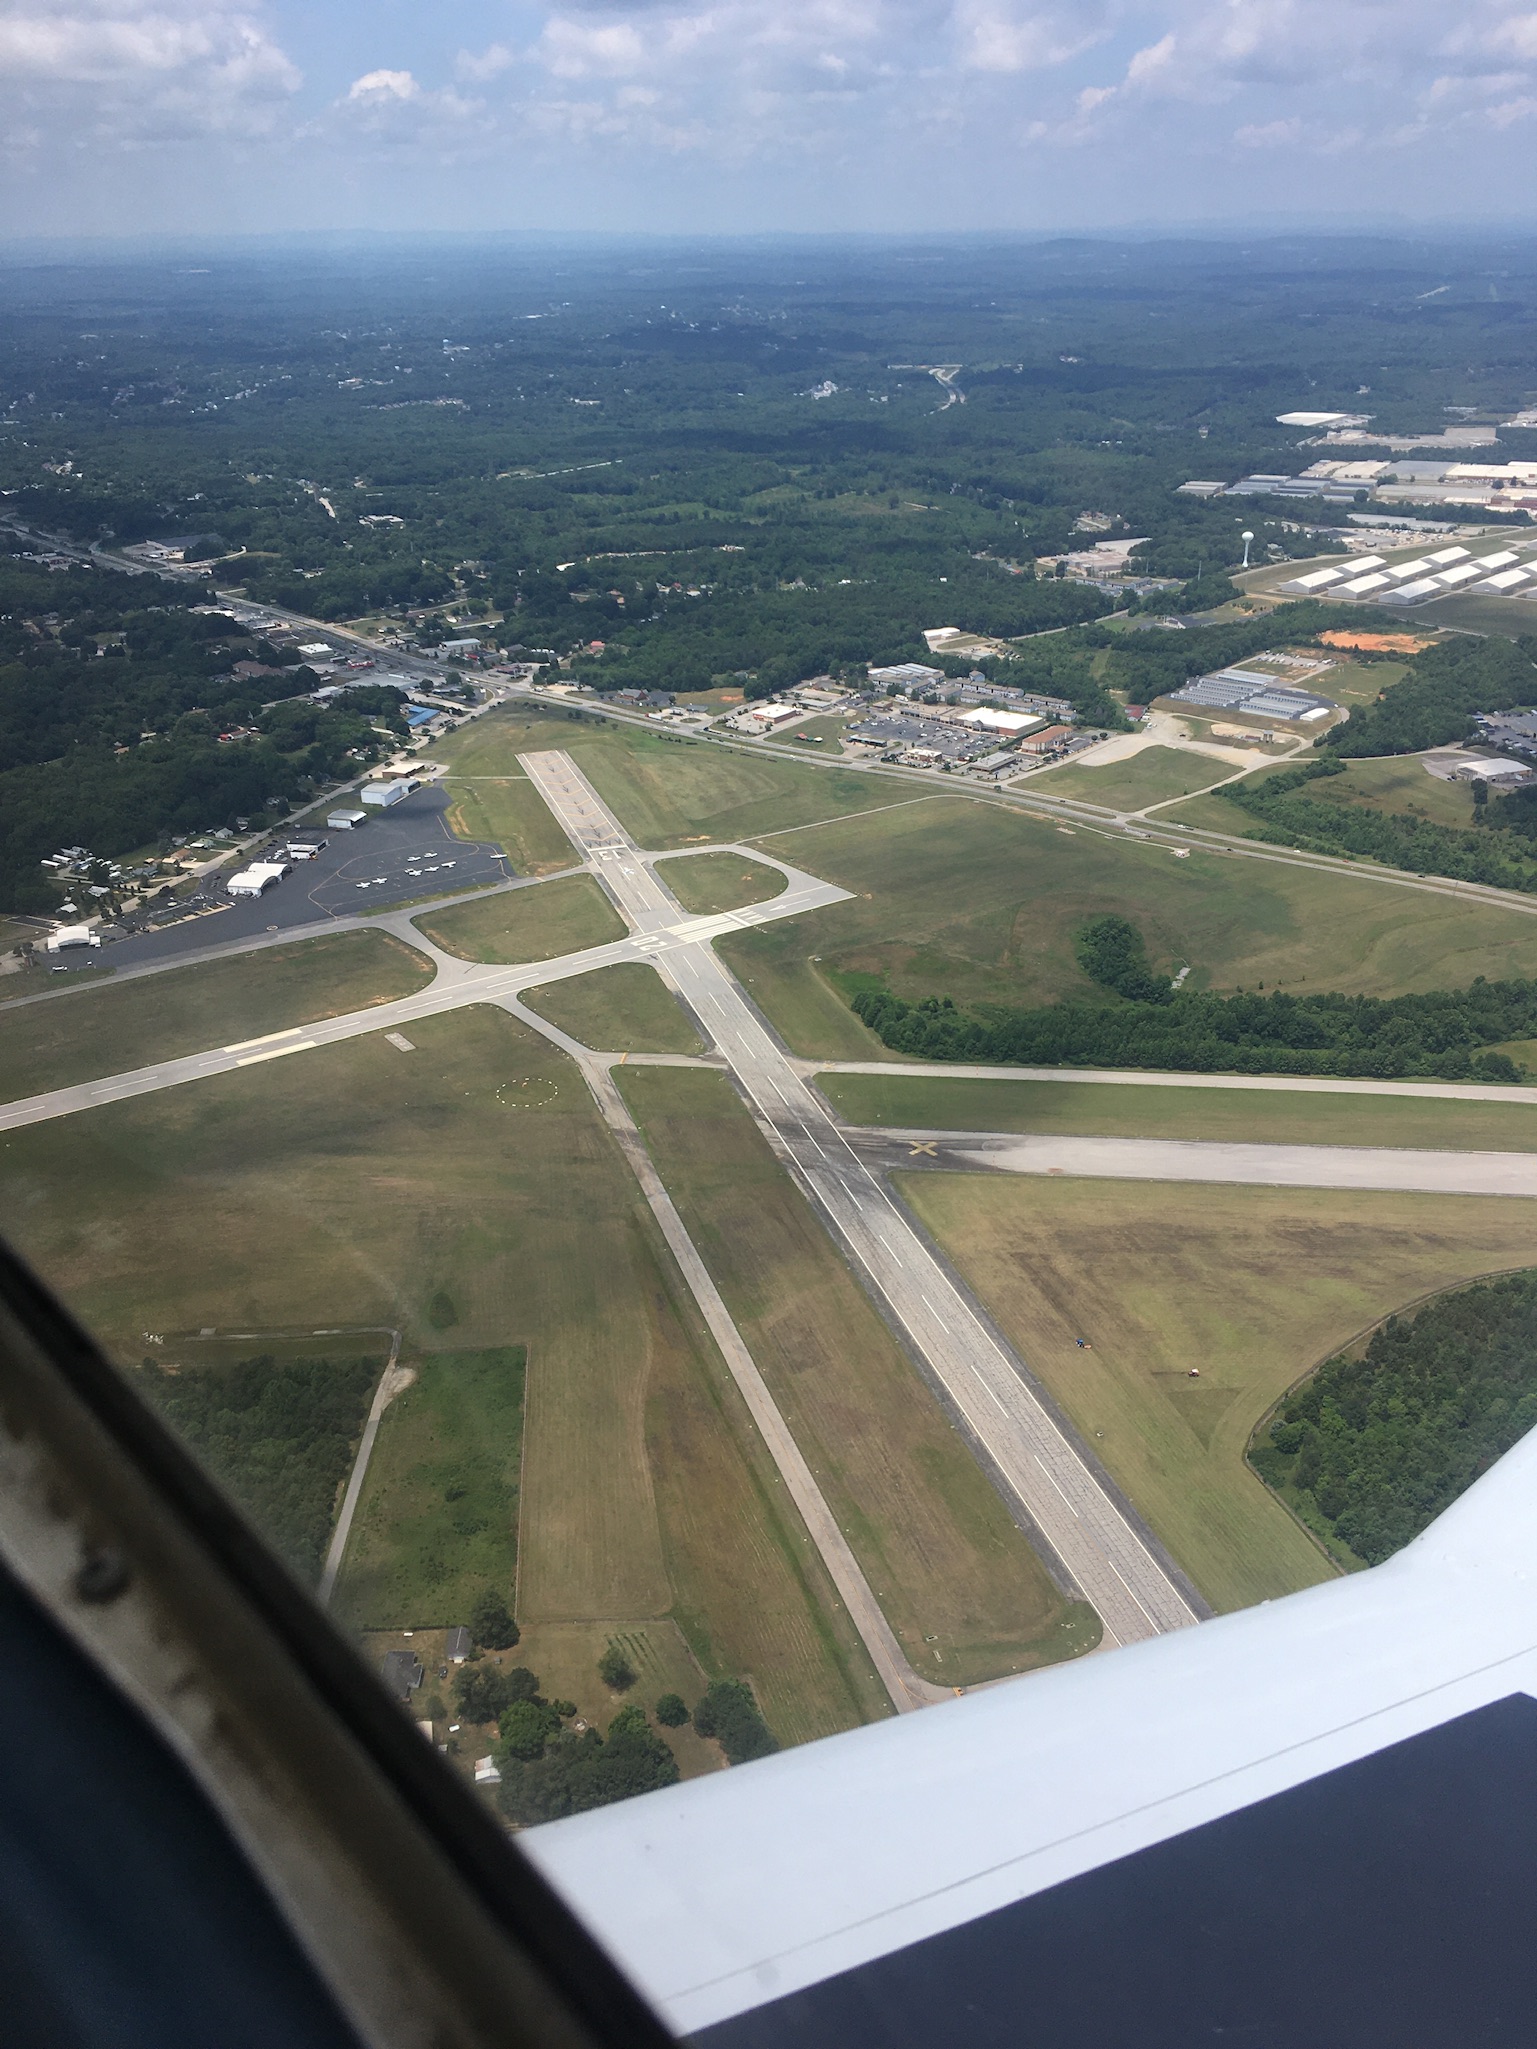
[4, 0, 1537, 236]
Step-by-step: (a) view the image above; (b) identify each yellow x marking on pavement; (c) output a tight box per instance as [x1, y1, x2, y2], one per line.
[908, 1141, 938, 1157]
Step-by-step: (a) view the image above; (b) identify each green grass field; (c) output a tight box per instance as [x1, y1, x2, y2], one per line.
[415, 875, 624, 963]
[439, 704, 892, 848]
[1295, 755, 1479, 829]
[1167, 754, 1486, 843]
[523, 963, 703, 1053]
[658, 852, 789, 914]
[713, 794, 1537, 1059]
[441, 773, 577, 873]
[1418, 590, 1537, 637]
[0, 930, 433, 1105]
[1037, 746, 1243, 811]
[896, 1175, 1537, 1611]
[0, 1006, 884, 1748]
[1312, 657, 1410, 706]
[337, 1348, 526, 1630]
[815, 1072, 1537, 1149]
[618, 1066, 1097, 1685]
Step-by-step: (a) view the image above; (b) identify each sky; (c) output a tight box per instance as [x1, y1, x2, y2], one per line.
[3, 0, 1537, 237]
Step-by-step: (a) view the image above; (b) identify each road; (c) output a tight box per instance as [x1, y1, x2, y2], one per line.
[517, 753, 1201, 1650]
[845, 1127, 1537, 1197]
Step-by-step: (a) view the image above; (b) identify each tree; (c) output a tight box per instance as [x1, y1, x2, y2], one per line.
[456, 1663, 541, 1724]
[427, 1289, 458, 1330]
[498, 1699, 560, 1761]
[691, 1680, 777, 1764]
[470, 1588, 519, 1651]
[1473, 779, 1489, 811]
[597, 1644, 636, 1691]
[655, 1693, 689, 1727]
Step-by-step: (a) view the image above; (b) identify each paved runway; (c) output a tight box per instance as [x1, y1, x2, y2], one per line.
[848, 1128, 1537, 1197]
[808, 1059, 1537, 1108]
[519, 752, 1201, 1650]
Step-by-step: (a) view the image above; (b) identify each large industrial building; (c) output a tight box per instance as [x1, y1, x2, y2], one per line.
[1166, 670, 1336, 723]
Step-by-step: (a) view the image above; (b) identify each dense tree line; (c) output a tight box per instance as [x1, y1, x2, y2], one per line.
[1218, 760, 1537, 892]
[1329, 634, 1537, 757]
[1251, 1272, 1537, 1563]
[138, 1352, 378, 1582]
[851, 919, 1533, 1080]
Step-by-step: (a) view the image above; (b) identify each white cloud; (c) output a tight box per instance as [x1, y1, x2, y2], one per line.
[347, 67, 418, 104]
[954, 2, 1107, 74]
[0, 0, 298, 145]
[456, 42, 515, 83]
[14, 0, 1537, 220]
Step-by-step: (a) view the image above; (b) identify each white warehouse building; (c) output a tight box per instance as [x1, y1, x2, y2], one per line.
[227, 861, 290, 898]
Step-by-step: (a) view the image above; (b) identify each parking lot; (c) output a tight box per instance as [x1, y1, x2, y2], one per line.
[78, 788, 512, 972]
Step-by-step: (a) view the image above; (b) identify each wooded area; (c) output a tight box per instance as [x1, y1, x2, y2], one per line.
[852, 916, 1534, 1080]
[137, 1351, 379, 1582]
[1251, 1272, 1537, 1563]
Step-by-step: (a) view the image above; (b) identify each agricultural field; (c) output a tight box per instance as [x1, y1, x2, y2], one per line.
[415, 873, 624, 963]
[438, 705, 892, 850]
[441, 771, 577, 873]
[523, 963, 703, 1054]
[1037, 745, 1244, 811]
[0, 1006, 885, 1747]
[336, 1347, 527, 1632]
[0, 930, 433, 1105]
[895, 1174, 1537, 1612]
[658, 852, 789, 915]
[619, 1065, 1097, 1686]
[815, 1072, 1537, 1151]
[717, 794, 1537, 1059]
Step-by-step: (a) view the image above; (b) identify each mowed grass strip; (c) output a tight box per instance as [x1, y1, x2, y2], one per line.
[895, 1174, 1537, 1612]
[815, 1072, 1537, 1153]
[523, 964, 703, 1053]
[0, 929, 433, 1106]
[442, 772, 577, 873]
[1036, 745, 1244, 811]
[416, 874, 624, 963]
[719, 794, 1537, 1059]
[0, 1005, 879, 1749]
[336, 1347, 526, 1631]
[658, 853, 789, 915]
[437, 704, 890, 849]
[619, 1065, 1095, 1686]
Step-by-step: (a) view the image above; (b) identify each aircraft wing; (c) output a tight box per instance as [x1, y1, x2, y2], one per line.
[526, 1432, 1537, 2046]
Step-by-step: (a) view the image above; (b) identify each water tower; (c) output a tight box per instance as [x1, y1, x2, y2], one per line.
[1241, 530, 1254, 569]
